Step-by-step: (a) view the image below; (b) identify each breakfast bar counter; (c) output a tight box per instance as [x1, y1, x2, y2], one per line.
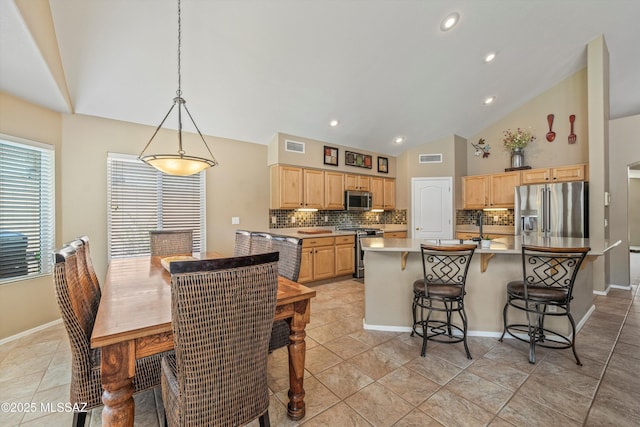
[360, 236, 620, 335]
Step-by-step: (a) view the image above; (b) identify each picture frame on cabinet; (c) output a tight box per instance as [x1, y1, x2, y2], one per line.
[345, 150, 372, 169]
[323, 145, 339, 166]
[378, 156, 389, 173]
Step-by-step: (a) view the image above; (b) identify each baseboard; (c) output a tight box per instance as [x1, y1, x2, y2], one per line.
[594, 283, 634, 296]
[0, 318, 62, 346]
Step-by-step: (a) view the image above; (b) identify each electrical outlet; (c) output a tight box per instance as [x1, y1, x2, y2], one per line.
[493, 215, 499, 222]
[271, 216, 277, 225]
[291, 217, 296, 224]
[324, 216, 328, 222]
[231, 216, 240, 225]
[376, 215, 380, 221]
[548, 305, 557, 313]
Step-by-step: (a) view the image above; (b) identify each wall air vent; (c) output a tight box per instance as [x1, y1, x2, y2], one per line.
[419, 153, 443, 164]
[285, 139, 305, 154]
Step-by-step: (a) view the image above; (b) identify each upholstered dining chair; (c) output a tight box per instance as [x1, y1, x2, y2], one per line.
[53, 244, 168, 427]
[411, 244, 477, 358]
[233, 229, 252, 256]
[269, 235, 304, 352]
[499, 245, 590, 365]
[162, 252, 280, 427]
[149, 229, 193, 257]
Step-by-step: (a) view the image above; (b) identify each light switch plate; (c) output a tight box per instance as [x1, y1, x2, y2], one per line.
[231, 216, 240, 225]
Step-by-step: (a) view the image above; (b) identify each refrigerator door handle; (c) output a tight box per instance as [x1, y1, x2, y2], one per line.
[545, 186, 552, 234]
[540, 187, 546, 233]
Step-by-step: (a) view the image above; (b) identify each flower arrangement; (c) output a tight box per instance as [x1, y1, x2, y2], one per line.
[503, 128, 535, 150]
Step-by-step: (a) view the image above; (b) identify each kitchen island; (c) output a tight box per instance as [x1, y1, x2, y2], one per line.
[360, 235, 620, 335]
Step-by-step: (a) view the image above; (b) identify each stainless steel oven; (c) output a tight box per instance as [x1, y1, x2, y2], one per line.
[337, 227, 384, 278]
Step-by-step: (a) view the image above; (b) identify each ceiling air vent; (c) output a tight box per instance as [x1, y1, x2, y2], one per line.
[419, 153, 443, 164]
[285, 139, 305, 154]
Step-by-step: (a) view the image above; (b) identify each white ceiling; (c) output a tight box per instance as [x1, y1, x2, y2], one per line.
[1, 0, 639, 156]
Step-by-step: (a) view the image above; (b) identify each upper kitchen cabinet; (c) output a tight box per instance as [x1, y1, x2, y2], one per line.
[462, 171, 521, 209]
[371, 177, 396, 210]
[520, 164, 588, 185]
[383, 178, 396, 210]
[462, 175, 488, 209]
[345, 174, 370, 191]
[324, 171, 345, 210]
[270, 165, 324, 209]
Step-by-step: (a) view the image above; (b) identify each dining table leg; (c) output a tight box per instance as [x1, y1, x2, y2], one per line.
[286, 299, 311, 420]
[100, 341, 136, 427]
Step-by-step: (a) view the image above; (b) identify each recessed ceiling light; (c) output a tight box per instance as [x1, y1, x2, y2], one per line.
[483, 96, 496, 105]
[394, 136, 405, 144]
[484, 52, 496, 63]
[329, 119, 339, 127]
[440, 12, 460, 31]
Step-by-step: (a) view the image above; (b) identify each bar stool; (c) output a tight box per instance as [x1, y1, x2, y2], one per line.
[499, 245, 590, 365]
[411, 244, 476, 358]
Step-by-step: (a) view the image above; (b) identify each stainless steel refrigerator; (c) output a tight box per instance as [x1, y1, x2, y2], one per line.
[515, 182, 589, 238]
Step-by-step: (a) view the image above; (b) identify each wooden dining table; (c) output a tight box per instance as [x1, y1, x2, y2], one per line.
[90, 252, 316, 427]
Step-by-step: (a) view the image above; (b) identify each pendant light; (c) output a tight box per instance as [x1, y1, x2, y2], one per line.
[139, 0, 218, 176]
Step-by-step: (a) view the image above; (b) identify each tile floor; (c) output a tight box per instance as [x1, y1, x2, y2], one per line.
[1, 267, 638, 426]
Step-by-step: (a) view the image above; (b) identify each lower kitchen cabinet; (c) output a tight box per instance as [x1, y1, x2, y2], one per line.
[384, 231, 407, 238]
[298, 237, 335, 283]
[298, 235, 355, 283]
[335, 235, 355, 276]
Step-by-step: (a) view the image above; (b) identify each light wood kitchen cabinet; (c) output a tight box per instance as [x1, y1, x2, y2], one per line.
[371, 177, 396, 210]
[270, 165, 303, 209]
[490, 172, 521, 207]
[520, 164, 588, 185]
[462, 175, 489, 209]
[324, 171, 345, 210]
[335, 235, 355, 276]
[383, 179, 396, 209]
[462, 172, 520, 209]
[370, 177, 384, 209]
[298, 237, 335, 283]
[270, 165, 325, 209]
[384, 231, 407, 238]
[303, 169, 324, 209]
[345, 174, 371, 191]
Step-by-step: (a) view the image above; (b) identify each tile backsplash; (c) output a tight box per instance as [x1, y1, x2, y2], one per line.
[269, 209, 407, 229]
[456, 209, 515, 226]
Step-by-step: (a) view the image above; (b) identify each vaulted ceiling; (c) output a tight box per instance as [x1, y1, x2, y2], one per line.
[1, 0, 639, 155]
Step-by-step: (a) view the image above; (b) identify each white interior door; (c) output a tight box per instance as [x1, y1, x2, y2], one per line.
[411, 177, 453, 239]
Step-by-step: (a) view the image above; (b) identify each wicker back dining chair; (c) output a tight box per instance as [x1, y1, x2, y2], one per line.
[499, 245, 590, 365]
[268, 235, 304, 352]
[249, 231, 273, 255]
[149, 230, 193, 257]
[233, 229, 253, 256]
[68, 237, 101, 316]
[53, 244, 167, 427]
[162, 252, 280, 427]
[411, 244, 477, 358]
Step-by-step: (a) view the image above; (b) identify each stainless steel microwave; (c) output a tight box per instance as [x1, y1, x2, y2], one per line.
[345, 191, 372, 211]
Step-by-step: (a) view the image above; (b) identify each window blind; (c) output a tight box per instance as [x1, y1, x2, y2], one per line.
[0, 137, 55, 283]
[107, 153, 205, 260]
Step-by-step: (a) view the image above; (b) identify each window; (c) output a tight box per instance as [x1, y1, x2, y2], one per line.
[0, 136, 55, 283]
[107, 153, 205, 260]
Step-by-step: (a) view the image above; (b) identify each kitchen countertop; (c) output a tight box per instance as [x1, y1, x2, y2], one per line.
[360, 235, 621, 256]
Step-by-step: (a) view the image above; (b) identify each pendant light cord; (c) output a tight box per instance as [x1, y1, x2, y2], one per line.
[177, 0, 182, 98]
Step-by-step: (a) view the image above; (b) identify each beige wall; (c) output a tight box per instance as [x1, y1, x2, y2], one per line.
[0, 92, 62, 339]
[61, 114, 270, 282]
[466, 68, 589, 176]
[268, 132, 397, 177]
[609, 114, 640, 287]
